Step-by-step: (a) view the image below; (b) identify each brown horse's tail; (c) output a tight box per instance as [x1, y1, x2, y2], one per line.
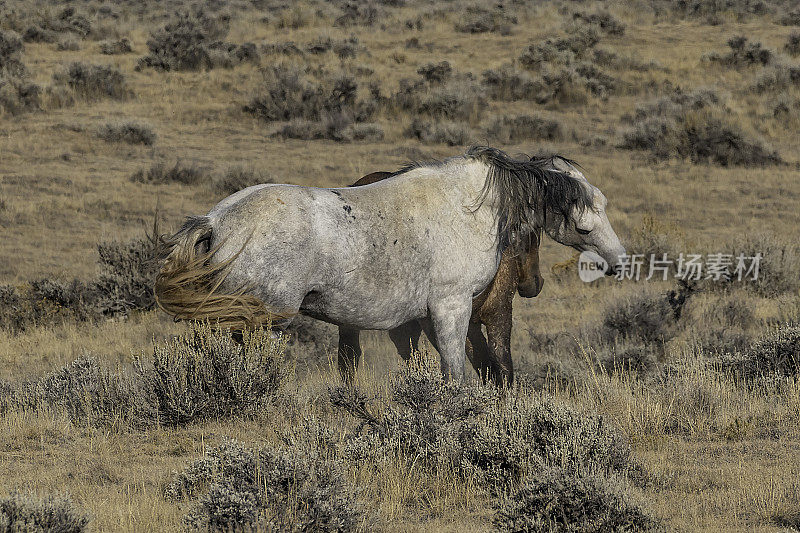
[155, 216, 284, 331]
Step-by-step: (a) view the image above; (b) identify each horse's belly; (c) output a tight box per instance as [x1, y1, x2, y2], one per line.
[299, 281, 427, 330]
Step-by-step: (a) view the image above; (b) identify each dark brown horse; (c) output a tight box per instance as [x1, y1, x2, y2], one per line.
[337, 171, 544, 386]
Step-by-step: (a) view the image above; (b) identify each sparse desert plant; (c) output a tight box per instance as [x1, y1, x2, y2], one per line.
[786, 33, 800, 56]
[485, 114, 562, 143]
[481, 67, 542, 101]
[602, 288, 681, 345]
[417, 61, 452, 84]
[404, 118, 472, 146]
[97, 121, 156, 145]
[245, 66, 376, 123]
[519, 27, 600, 71]
[0, 234, 163, 332]
[331, 353, 631, 492]
[731, 232, 799, 296]
[136, 323, 290, 426]
[625, 214, 685, 268]
[620, 91, 781, 165]
[0, 30, 26, 77]
[274, 113, 384, 143]
[130, 161, 207, 186]
[91, 236, 163, 316]
[705, 35, 774, 68]
[57, 35, 80, 51]
[455, 5, 517, 34]
[751, 63, 800, 93]
[493, 468, 660, 532]
[168, 438, 363, 532]
[100, 38, 132, 55]
[570, 10, 626, 36]
[780, 9, 800, 26]
[0, 492, 90, 533]
[138, 9, 253, 71]
[0, 76, 40, 115]
[22, 7, 91, 44]
[53, 62, 129, 100]
[14, 356, 155, 428]
[722, 324, 800, 379]
[334, 2, 383, 27]
[213, 166, 273, 196]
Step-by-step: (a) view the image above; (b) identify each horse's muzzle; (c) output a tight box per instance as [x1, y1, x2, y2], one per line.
[518, 275, 544, 298]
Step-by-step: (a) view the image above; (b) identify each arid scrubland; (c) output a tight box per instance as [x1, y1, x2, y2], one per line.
[1, 0, 800, 531]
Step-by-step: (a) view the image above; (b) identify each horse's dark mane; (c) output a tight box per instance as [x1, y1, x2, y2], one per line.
[467, 146, 592, 249]
[389, 146, 593, 249]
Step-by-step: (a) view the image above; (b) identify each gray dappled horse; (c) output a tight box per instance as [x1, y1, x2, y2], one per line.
[338, 167, 546, 387]
[156, 146, 626, 381]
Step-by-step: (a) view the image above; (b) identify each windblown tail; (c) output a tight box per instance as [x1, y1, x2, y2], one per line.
[155, 216, 284, 331]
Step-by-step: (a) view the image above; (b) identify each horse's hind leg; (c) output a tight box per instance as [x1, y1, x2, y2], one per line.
[388, 321, 423, 361]
[337, 326, 362, 383]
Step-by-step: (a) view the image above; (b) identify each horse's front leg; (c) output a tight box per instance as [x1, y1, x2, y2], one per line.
[485, 309, 513, 387]
[337, 326, 362, 383]
[429, 296, 472, 381]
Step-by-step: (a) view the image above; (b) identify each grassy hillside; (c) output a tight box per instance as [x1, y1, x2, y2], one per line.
[1, 0, 800, 530]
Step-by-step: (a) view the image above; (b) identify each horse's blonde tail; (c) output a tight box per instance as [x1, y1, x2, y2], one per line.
[155, 216, 286, 331]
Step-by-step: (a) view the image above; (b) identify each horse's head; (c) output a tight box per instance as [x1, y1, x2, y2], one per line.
[541, 158, 626, 276]
[516, 230, 544, 297]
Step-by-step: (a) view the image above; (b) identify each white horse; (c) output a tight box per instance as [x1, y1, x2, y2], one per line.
[156, 146, 625, 380]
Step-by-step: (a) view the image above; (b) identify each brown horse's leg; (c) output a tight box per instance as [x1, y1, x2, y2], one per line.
[466, 320, 494, 383]
[337, 326, 362, 383]
[388, 321, 423, 361]
[472, 251, 517, 387]
[485, 311, 513, 387]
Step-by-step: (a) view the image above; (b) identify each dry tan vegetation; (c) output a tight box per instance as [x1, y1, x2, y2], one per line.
[2, 0, 800, 531]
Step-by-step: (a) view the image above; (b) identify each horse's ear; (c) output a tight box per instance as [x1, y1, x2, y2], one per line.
[552, 157, 588, 182]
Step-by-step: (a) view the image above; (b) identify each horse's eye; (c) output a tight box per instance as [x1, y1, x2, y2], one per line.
[576, 227, 592, 235]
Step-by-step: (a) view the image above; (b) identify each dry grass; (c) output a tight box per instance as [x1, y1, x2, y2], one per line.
[1, 0, 800, 531]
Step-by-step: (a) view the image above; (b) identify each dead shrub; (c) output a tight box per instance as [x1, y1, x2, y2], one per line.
[0, 76, 40, 115]
[130, 161, 207, 186]
[14, 356, 155, 428]
[620, 90, 782, 166]
[0, 492, 90, 532]
[404, 118, 472, 146]
[97, 121, 156, 145]
[138, 10, 254, 71]
[0, 30, 25, 77]
[722, 324, 800, 379]
[494, 468, 660, 532]
[213, 166, 273, 196]
[455, 5, 517, 34]
[705, 35, 774, 68]
[485, 114, 562, 143]
[100, 38, 132, 55]
[570, 10, 626, 36]
[245, 66, 376, 123]
[53, 62, 129, 100]
[168, 438, 363, 532]
[730, 232, 799, 296]
[135, 323, 290, 426]
[601, 287, 685, 345]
